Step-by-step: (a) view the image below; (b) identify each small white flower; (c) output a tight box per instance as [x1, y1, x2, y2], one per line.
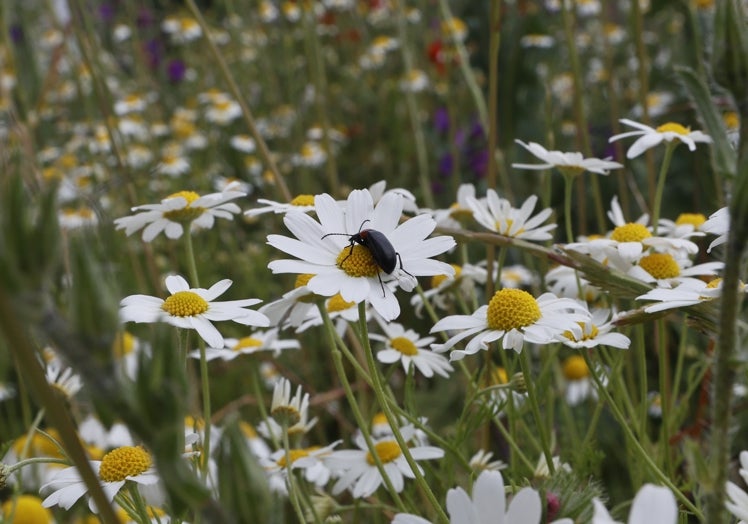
[114, 183, 246, 242]
[592, 483, 677, 523]
[245, 194, 319, 217]
[261, 442, 340, 495]
[270, 378, 312, 429]
[557, 308, 630, 349]
[636, 277, 745, 313]
[609, 119, 712, 159]
[513, 140, 623, 176]
[370, 319, 453, 378]
[326, 426, 443, 498]
[467, 190, 557, 242]
[119, 275, 269, 348]
[701, 206, 729, 252]
[188, 328, 300, 360]
[431, 289, 589, 360]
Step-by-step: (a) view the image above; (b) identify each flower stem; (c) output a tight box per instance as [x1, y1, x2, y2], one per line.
[355, 303, 450, 524]
[651, 142, 677, 235]
[197, 339, 212, 479]
[317, 304, 408, 512]
[519, 348, 555, 475]
[183, 229, 200, 288]
[281, 421, 308, 524]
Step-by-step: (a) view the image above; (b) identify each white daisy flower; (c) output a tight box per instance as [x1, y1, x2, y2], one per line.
[41, 446, 159, 512]
[270, 378, 313, 429]
[624, 252, 723, 288]
[430, 289, 590, 360]
[545, 265, 601, 302]
[78, 415, 134, 450]
[393, 469, 573, 524]
[156, 149, 190, 176]
[467, 190, 557, 242]
[369, 319, 453, 379]
[294, 291, 364, 334]
[636, 277, 745, 313]
[188, 328, 300, 361]
[561, 355, 602, 406]
[114, 183, 246, 242]
[410, 263, 486, 315]
[119, 275, 269, 349]
[244, 194, 319, 217]
[608, 119, 712, 159]
[557, 308, 631, 349]
[656, 212, 707, 239]
[205, 97, 242, 125]
[325, 425, 443, 498]
[267, 189, 456, 321]
[468, 450, 507, 472]
[701, 206, 729, 252]
[230, 134, 256, 153]
[261, 442, 340, 495]
[238, 422, 271, 459]
[259, 274, 318, 329]
[592, 483, 677, 523]
[368, 180, 418, 214]
[513, 140, 623, 176]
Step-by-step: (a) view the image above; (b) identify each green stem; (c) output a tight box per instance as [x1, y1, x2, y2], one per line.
[651, 142, 677, 236]
[562, 173, 576, 244]
[519, 348, 555, 475]
[183, 228, 200, 287]
[355, 303, 449, 523]
[281, 421, 308, 524]
[656, 319, 672, 476]
[197, 339, 212, 479]
[583, 353, 703, 518]
[317, 304, 408, 512]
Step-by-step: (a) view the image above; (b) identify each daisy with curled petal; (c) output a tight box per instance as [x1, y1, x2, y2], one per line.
[513, 139, 623, 176]
[636, 277, 746, 313]
[369, 318, 453, 379]
[114, 182, 246, 242]
[702, 206, 729, 253]
[260, 441, 340, 495]
[467, 189, 557, 241]
[624, 252, 723, 288]
[592, 483, 677, 524]
[428, 183, 480, 229]
[325, 425, 444, 498]
[609, 118, 712, 159]
[41, 445, 159, 512]
[430, 288, 590, 360]
[119, 275, 269, 349]
[557, 308, 630, 349]
[188, 328, 300, 361]
[267, 189, 456, 321]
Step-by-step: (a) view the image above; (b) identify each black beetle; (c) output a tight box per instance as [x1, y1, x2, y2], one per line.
[322, 219, 413, 296]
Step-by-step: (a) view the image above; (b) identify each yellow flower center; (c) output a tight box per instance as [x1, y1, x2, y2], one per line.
[639, 253, 680, 279]
[327, 293, 356, 312]
[610, 223, 651, 243]
[239, 421, 259, 438]
[232, 337, 264, 351]
[336, 244, 380, 278]
[707, 277, 722, 289]
[290, 194, 315, 206]
[371, 412, 388, 428]
[562, 355, 590, 380]
[366, 440, 402, 465]
[390, 336, 418, 356]
[112, 331, 135, 358]
[12, 429, 64, 459]
[494, 218, 524, 236]
[276, 447, 319, 467]
[563, 322, 599, 342]
[431, 264, 461, 288]
[655, 122, 690, 135]
[2, 495, 53, 524]
[294, 273, 317, 303]
[162, 190, 206, 223]
[162, 291, 209, 317]
[185, 415, 205, 431]
[448, 203, 474, 221]
[98, 446, 152, 482]
[675, 213, 706, 228]
[486, 289, 541, 331]
[723, 111, 740, 129]
[481, 366, 508, 387]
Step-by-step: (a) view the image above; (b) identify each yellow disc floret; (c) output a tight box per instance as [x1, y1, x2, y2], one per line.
[675, 213, 706, 228]
[563, 322, 599, 342]
[162, 190, 206, 223]
[390, 336, 418, 356]
[366, 440, 401, 465]
[162, 291, 209, 317]
[486, 289, 541, 331]
[2, 495, 53, 524]
[290, 194, 315, 206]
[431, 264, 461, 288]
[610, 223, 651, 243]
[707, 278, 723, 289]
[276, 448, 312, 467]
[655, 122, 690, 135]
[639, 253, 680, 279]
[232, 337, 264, 351]
[562, 355, 590, 380]
[336, 245, 380, 277]
[98, 446, 152, 482]
[327, 293, 355, 312]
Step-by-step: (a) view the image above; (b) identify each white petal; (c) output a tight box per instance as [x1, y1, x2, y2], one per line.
[505, 487, 542, 524]
[628, 484, 677, 524]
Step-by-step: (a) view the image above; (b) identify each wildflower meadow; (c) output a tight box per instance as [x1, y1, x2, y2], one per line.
[2, 0, 748, 522]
